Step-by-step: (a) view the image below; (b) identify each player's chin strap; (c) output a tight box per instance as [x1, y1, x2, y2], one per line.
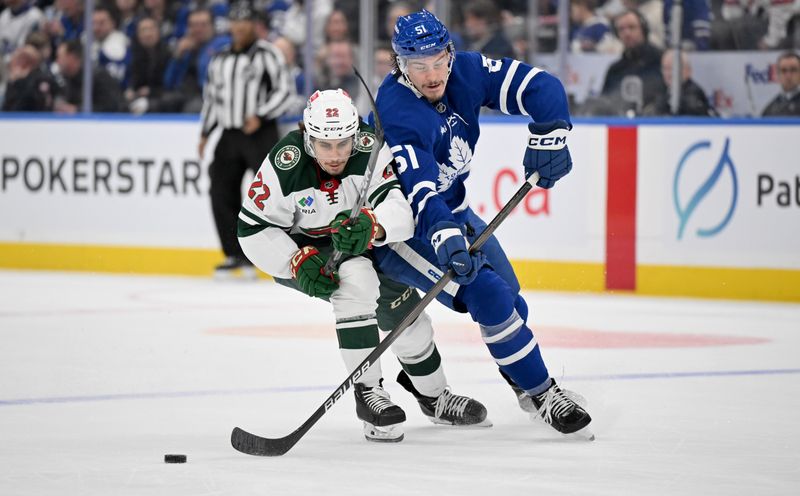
[320, 66, 385, 276]
[230, 171, 541, 457]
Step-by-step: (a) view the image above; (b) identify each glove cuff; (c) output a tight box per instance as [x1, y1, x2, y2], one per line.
[527, 127, 568, 151]
[428, 221, 463, 252]
[289, 246, 320, 279]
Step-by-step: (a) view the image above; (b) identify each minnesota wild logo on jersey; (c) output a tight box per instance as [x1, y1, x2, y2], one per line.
[355, 131, 377, 153]
[275, 145, 301, 170]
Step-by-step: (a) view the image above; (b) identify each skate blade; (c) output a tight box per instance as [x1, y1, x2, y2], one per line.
[363, 422, 404, 443]
[213, 267, 259, 281]
[561, 426, 594, 442]
[427, 416, 493, 428]
[527, 413, 595, 441]
[564, 426, 595, 442]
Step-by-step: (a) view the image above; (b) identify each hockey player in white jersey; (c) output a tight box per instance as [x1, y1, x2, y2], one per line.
[370, 10, 593, 438]
[238, 89, 489, 443]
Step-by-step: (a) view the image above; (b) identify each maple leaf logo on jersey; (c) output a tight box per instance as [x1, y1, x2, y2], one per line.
[437, 136, 472, 191]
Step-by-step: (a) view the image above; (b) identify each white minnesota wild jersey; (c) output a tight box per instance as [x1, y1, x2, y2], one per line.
[238, 122, 415, 279]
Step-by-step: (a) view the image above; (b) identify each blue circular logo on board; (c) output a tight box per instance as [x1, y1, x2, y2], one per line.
[673, 138, 738, 240]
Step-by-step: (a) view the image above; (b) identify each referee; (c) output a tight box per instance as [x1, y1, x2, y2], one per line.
[198, 1, 294, 277]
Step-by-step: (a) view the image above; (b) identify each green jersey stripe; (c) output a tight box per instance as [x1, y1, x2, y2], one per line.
[239, 207, 290, 229]
[237, 219, 269, 237]
[368, 180, 399, 207]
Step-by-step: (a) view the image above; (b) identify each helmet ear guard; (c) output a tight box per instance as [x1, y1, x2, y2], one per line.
[302, 89, 360, 158]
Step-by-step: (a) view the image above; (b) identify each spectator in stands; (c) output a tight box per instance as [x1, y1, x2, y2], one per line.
[24, 31, 53, 72]
[760, 0, 800, 49]
[643, 50, 717, 116]
[271, 35, 305, 114]
[623, 0, 665, 48]
[374, 41, 394, 88]
[162, 8, 229, 113]
[53, 40, 124, 113]
[115, 0, 141, 40]
[324, 8, 350, 43]
[462, 0, 515, 59]
[570, 0, 621, 54]
[173, 0, 230, 41]
[92, 5, 131, 87]
[1, 44, 54, 111]
[277, 0, 332, 52]
[762, 51, 800, 116]
[664, 0, 711, 50]
[383, 1, 415, 42]
[42, 0, 84, 46]
[0, 0, 44, 63]
[143, 0, 177, 43]
[713, 0, 767, 50]
[126, 16, 170, 114]
[597, 10, 666, 114]
[318, 38, 369, 115]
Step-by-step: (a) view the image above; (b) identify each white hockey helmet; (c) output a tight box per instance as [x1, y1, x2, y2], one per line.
[302, 88, 360, 158]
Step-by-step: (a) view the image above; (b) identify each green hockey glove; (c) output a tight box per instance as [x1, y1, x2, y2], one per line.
[290, 246, 340, 298]
[329, 208, 379, 255]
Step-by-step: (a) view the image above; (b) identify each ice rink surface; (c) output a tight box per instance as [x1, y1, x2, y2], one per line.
[1, 270, 798, 495]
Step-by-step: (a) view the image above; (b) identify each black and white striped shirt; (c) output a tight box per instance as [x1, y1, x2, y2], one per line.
[200, 39, 294, 136]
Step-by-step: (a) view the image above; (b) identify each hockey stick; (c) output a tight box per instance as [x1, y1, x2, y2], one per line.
[321, 66, 384, 276]
[231, 171, 542, 456]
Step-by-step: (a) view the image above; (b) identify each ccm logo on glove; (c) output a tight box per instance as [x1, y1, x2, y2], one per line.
[528, 130, 567, 150]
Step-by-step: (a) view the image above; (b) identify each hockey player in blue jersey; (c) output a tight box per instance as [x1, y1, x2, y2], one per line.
[368, 9, 592, 437]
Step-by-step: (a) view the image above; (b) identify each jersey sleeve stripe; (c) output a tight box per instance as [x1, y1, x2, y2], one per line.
[367, 180, 400, 206]
[237, 218, 269, 237]
[516, 67, 542, 117]
[407, 180, 437, 204]
[413, 190, 437, 226]
[239, 207, 291, 229]
[499, 60, 521, 115]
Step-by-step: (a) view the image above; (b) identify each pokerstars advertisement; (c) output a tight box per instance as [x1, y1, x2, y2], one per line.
[465, 120, 607, 263]
[637, 125, 800, 269]
[0, 118, 218, 248]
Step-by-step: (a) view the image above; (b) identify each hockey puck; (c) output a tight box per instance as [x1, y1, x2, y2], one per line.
[164, 454, 187, 464]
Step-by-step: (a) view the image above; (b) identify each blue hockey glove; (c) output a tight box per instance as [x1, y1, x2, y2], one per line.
[428, 221, 487, 286]
[524, 120, 573, 189]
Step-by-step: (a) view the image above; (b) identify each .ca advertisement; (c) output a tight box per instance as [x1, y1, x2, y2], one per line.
[464, 120, 607, 264]
[637, 125, 800, 270]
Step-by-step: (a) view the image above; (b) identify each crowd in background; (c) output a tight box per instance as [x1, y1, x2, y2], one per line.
[0, 0, 798, 117]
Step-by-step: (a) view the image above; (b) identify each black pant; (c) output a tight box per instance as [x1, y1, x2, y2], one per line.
[209, 123, 278, 259]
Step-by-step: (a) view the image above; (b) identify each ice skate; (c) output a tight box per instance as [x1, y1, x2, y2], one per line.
[213, 256, 258, 281]
[353, 382, 406, 442]
[397, 371, 491, 427]
[529, 380, 594, 441]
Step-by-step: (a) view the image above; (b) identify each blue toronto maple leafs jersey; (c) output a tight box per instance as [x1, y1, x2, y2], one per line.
[373, 51, 571, 241]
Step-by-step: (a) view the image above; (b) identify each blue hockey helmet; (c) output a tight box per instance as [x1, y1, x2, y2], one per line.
[391, 9, 451, 59]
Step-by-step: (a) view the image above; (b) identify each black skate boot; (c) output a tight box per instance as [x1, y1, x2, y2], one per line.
[353, 381, 406, 442]
[530, 379, 594, 440]
[397, 371, 491, 427]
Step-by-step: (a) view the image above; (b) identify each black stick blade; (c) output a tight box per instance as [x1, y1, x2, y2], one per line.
[231, 427, 296, 457]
